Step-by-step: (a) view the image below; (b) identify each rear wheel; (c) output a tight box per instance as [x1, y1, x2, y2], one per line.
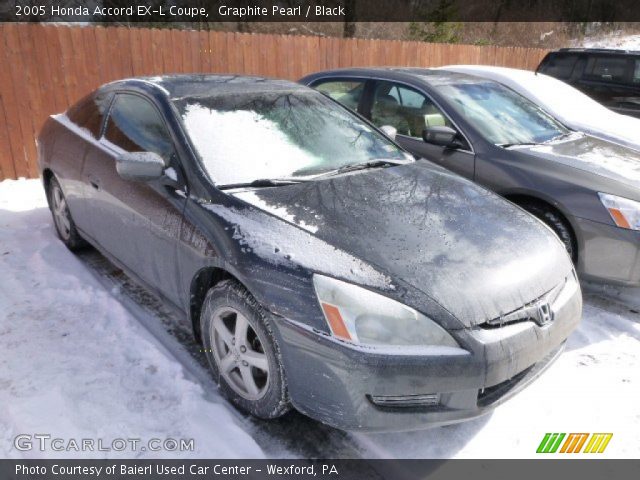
[520, 202, 577, 263]
[48, 177, 86, 251]
[200, 280, 289, 419]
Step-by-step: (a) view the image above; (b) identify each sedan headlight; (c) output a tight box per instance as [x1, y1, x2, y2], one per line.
[598, 193, 640, 231]
[313, 274, 458, 347]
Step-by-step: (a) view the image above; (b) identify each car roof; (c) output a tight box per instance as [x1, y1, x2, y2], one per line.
[553, 47, 640, 55]
[439, 65, 542, 81]
[305, 67, 489, 86]
[439, 64, 522, 75]
[101, 74, 308, 100]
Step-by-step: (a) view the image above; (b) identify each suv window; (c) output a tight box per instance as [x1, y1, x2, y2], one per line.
[104, 93, 175, 164]
[540, 53, 578, 79]
[371, 81, 452, 139]
[314, 80, 365, 111]
[66, 91, 111, 139]
[584, 56, 629, 83]
[634, 60, 640, 84]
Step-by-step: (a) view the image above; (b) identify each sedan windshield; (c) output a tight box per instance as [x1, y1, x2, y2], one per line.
[173, 89, 407, 186]
[435, 80, 569, 146]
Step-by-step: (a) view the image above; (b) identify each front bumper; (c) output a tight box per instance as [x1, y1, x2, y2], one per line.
[270, 277, 582, 432]
[574, 217, 640, 286]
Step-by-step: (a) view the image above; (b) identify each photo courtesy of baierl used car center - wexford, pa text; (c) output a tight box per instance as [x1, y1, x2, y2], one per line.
[0, 1, 639, 479]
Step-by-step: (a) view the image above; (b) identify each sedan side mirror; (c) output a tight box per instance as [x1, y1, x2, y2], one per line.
[116, 152, 166, 182]
[379, 125, 397, 141]
[422, 126, 458, 148]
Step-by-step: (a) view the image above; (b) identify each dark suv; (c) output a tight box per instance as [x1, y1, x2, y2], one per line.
[537, 48, 640, 118]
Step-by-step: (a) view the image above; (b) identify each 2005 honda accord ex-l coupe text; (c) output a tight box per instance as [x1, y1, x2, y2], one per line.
[37, 75, 582, 431]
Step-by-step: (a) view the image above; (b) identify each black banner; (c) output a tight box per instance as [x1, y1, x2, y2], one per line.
[3, 0, 640, 23]
[1, 460, 640, 480]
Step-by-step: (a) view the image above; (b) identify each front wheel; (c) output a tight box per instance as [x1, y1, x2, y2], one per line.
[521, 202, 577, 263]
[200, 280, 290, 419]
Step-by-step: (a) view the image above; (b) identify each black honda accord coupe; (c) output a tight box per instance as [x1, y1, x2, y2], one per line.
[37, 75, 582, 431]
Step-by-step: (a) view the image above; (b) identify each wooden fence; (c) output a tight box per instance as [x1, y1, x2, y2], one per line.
[0, 23, 549, 180]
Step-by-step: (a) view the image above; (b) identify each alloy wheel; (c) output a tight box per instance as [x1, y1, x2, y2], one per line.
[210, 307, 270, 401]
[51, 184, 71, 240]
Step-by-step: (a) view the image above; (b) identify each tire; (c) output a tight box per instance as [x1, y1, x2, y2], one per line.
[47, 177, 87, 251]
[200, 279, 290, 419]
[520, 202, 577, 263]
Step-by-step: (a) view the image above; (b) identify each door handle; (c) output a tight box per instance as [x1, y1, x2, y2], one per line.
[88, 175, 100, 190]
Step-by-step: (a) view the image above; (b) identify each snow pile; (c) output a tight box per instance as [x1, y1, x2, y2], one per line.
[0, 179, 264, 459]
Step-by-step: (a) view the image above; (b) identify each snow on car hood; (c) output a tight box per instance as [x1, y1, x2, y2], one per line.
[522, 134, 640, 189]
[232, 162, 572, 327]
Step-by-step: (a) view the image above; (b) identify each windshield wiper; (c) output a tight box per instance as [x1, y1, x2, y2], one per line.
[549, 131, 575, 142]
[313, 159, 409, 179]
[217, 178, 309, 190]
[498, 142, 541, 149]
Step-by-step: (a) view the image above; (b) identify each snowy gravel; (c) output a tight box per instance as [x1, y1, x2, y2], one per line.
[1, 178, 639, 459]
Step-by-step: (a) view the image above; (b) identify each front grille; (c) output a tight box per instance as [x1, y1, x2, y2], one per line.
[477, 342, 565, 408]
[480, 278, 567, 329]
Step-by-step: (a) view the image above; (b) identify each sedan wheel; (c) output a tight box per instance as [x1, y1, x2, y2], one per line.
[47, 177, 86, 251]
[200, 279, 289, 419]
[520, 201, 577, 263]
[211, 307, 270, 401]
[51, 182, 71, 240]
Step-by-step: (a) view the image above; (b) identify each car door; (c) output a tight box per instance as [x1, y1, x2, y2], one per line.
[366, 80, 475, 179]
[81, 91, 187, 305]
[56, 91, 113, 234]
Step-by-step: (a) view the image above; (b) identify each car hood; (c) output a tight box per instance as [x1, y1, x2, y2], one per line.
[232, 162, 572, 328]
[573, 111, 640, 154]
[519, 133, 640, 190]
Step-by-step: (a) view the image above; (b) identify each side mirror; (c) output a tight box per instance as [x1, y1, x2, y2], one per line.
[116, 152, 165, 182]
[422, 126, 458, 148]
[379, 125, 397, 141]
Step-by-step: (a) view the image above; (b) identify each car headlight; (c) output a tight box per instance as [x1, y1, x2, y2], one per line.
[598, 193, 640, 231]
[313, 274, 459, 347]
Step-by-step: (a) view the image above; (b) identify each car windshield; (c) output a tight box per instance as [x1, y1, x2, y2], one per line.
[172, 89, 407, 185]
[434, 80, 570, 146]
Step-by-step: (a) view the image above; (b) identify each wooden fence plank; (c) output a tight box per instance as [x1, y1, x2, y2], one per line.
[16, 25, 43, 177]
[0, 94, 16, 180]
[3, 24, 35, 177]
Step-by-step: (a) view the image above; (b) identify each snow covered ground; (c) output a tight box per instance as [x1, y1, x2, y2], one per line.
[0, 179, 266, 459]
[1, 178, 639, 459]
[579, 31, 640, 50]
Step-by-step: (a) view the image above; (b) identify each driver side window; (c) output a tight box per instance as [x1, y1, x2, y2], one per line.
[370, 81, 451, 139]
[104, 93, 176, 165]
